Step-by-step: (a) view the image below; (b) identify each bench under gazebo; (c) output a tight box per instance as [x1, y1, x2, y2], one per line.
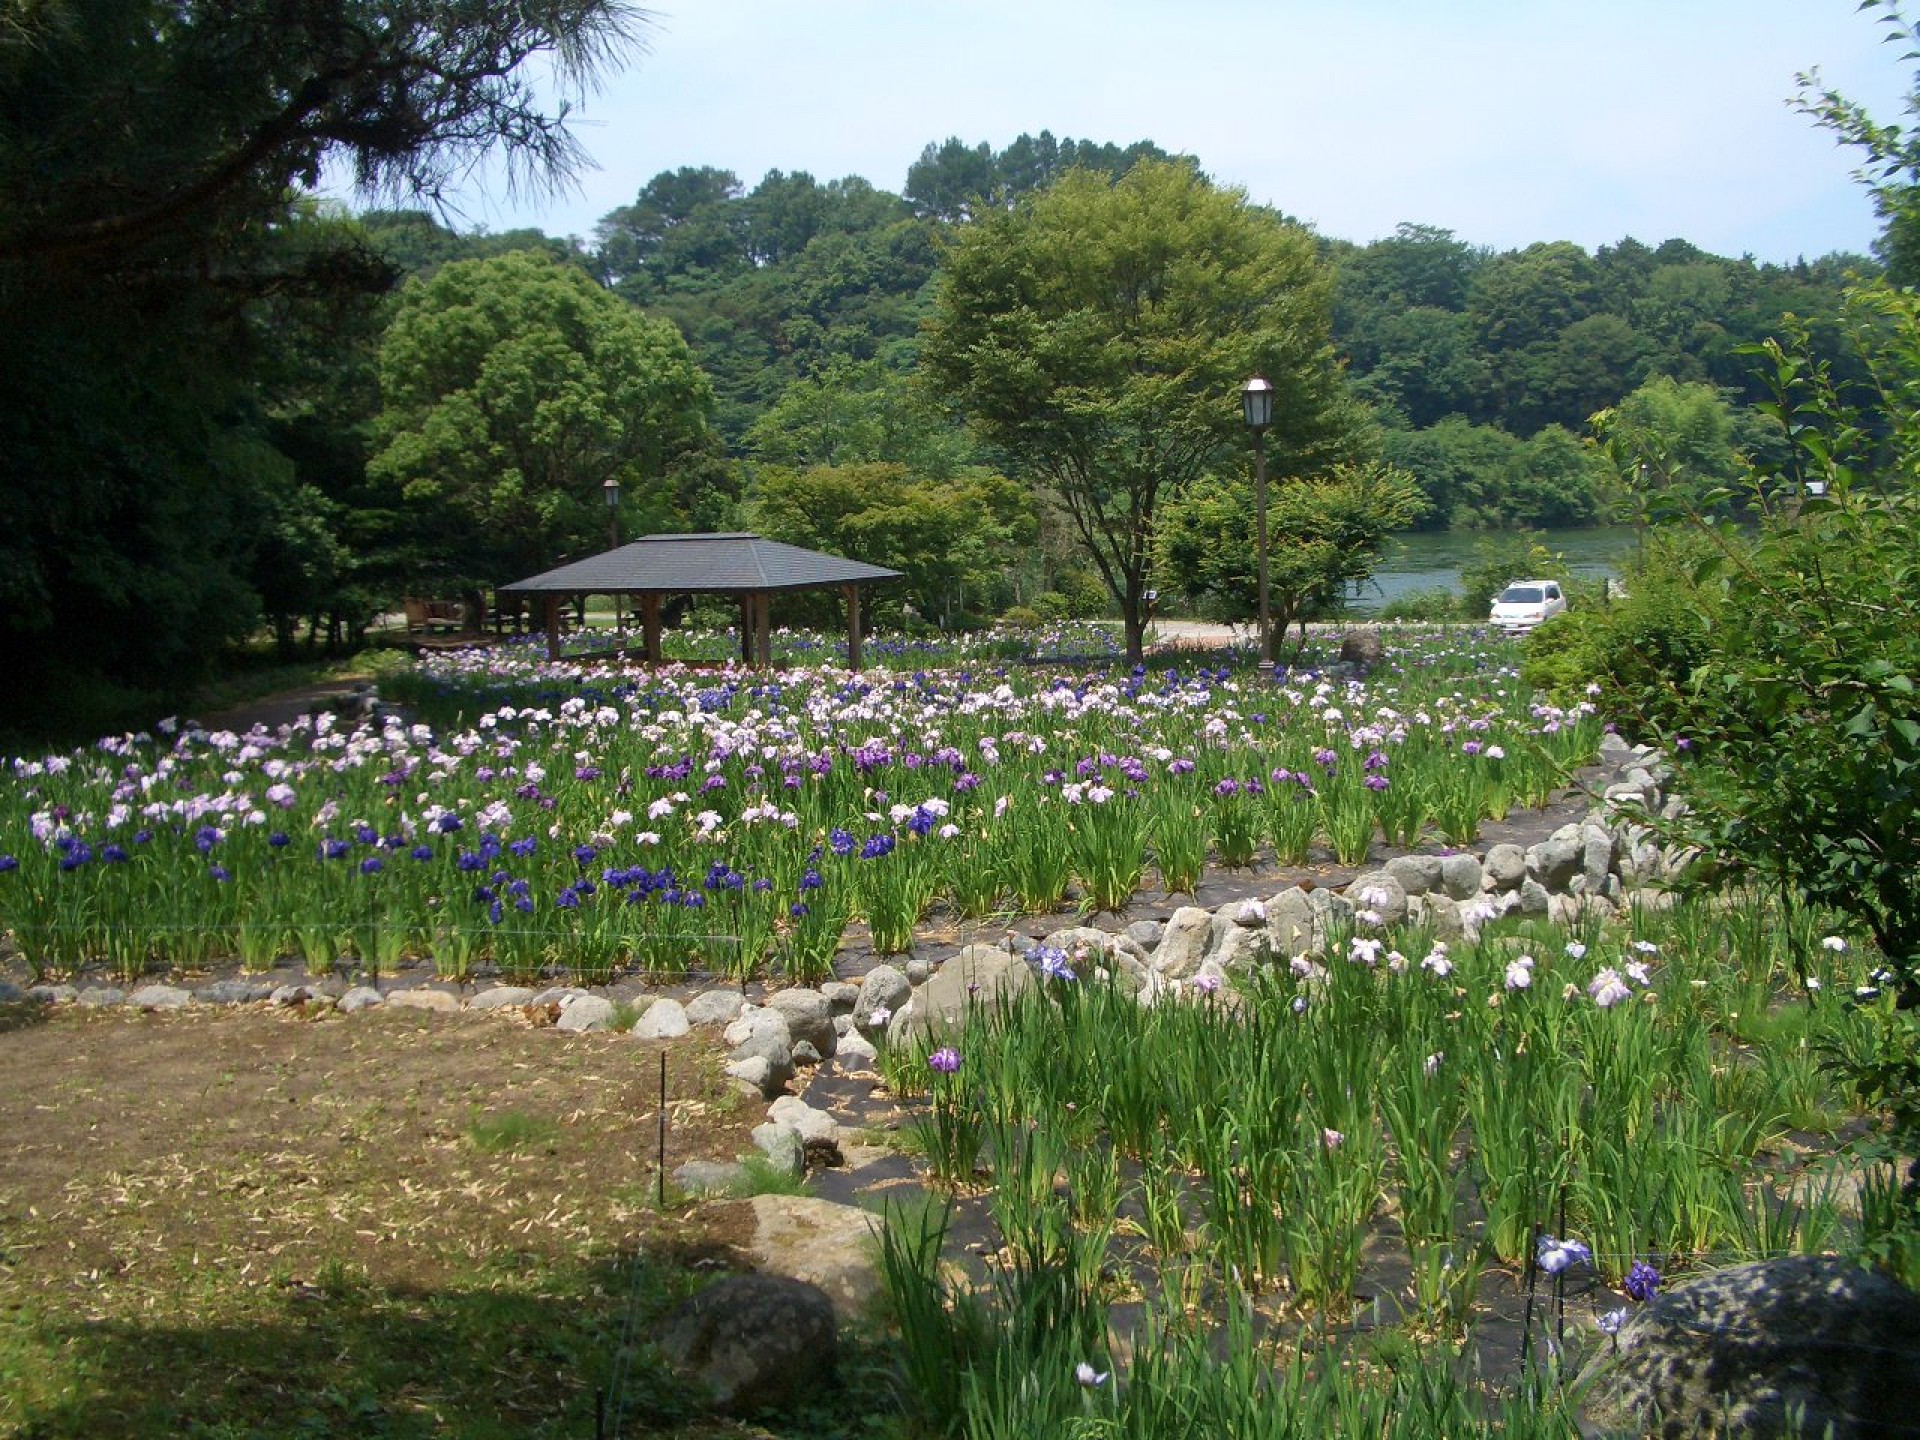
[497, 532, 902, 670]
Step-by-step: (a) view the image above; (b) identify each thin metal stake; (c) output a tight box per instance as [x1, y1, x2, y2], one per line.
[1555, 1183, 1569, 1357]
[1521, 1218, 1542, 1371]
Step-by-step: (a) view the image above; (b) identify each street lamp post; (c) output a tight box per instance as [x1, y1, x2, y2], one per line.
[603, 476, 622, 635]
[1241, 376, 1275, 670]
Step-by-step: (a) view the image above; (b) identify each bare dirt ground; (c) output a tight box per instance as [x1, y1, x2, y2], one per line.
[0, 1003, 763, 1437]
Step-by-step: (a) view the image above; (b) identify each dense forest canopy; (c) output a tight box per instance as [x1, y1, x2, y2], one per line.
[0, 0, 1890, 726]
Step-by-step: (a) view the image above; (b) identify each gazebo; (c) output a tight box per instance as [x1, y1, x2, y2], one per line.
[496, 532, 902, 670]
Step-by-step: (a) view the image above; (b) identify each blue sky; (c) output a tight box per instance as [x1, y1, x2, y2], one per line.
[414, 0, 1915, 262]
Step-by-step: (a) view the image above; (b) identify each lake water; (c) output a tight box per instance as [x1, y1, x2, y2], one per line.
[1350, 526, 1639, 614]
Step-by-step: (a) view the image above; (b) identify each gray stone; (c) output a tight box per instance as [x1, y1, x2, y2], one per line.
[790, 1040, 823, 1068]
[1438, 852, 1484, 901]
[750, 1122, 805, 1178]
[674, 1159, 749, 1196]
[1483, 843, 1527, 892]
[831, 1013, 852, 1037]
[1517, 878, 1552, 916]
[765, 988, 835, 1059]
[1209, 924, 1267, 973]
[685, 988, 746, 1026]
[889, 943, 1033, 1046]
[26, 984, 76, 1004]
[197, 979, 273, 1005]
[1385, 853, 1442, 897]
[1306, 886, 1355, 929]
[76, 986, 125, 1008]
[269, 983, 310, 1005]
[1264, 888, 1319, 957]
[468, 985, 537, 1011]
[1578, 1255, 1920, 1439]
[527, 986, 589, 1008]
[724, 1055, 777, 1098]
[718, 1195, 884, 1322]
[768, 1096, 839, 1148]
[388, 987, 461, 1013]
[633, 998, 690, 1039]
[1423, 893, 1466, 940]
[727, 1011, 797, 1097]
[1152, 905, 1215, 978]
[1125, 919, 1165, 951]
[655, 1273, 838, 1416]
[819, 980, 860, 1015]
[1040, 924, 1118, 958]
[903, 957, 933, 986]
[0, 979, 23, 1004]
[1526, 826, 1583, 891]
[337, 985, 384, 1013]
[1581, 824, 1617, 889]
[854, 966, 911, 1031]
[1345, 870, 1410, 927]
[127, 983, 193, 1011]
[833, 1028, 878, 1069]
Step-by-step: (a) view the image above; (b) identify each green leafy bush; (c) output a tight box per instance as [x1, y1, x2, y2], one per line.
[1029, 591, 1071, 623]
[1520, 529, 1723, 737]
[1054, 569, 1109, 619]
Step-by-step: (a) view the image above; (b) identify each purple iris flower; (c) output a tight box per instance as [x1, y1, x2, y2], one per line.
[1624, 1260, 1661, 1302]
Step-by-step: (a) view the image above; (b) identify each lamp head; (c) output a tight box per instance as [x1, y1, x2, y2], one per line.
[1241, 375, 1274, 432]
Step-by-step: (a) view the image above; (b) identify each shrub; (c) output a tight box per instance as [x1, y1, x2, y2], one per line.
[998, 605, 1044, 630]
[1519, 529, 1724, 738]
[1378, 587, 1462, 622]
[1055, 568, 1109, 619]
[1029, 591, 1071, 623]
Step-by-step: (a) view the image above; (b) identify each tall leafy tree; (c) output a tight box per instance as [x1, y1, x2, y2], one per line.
[751, 463, 1033, 629]
[1158, 463, 1426, 651]
[370, 251, 714, 584]
[0, 0, 645, 708]
[921, 159, 1373, 661]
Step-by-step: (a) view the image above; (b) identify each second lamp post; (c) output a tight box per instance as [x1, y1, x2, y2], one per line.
[1241, 375, 1275, 670]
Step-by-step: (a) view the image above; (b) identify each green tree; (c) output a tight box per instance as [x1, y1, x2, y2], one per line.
[370, 251, 713, 584]
[751, 463, 1033, 628]
[921, 159, 1372, 661]
[1795, 1, 1920, 285]
[1589, 373, 1768, 521]
[0, 0, 644, 714]
[744, 359, 973, 477]
[1157, 463, 1426, 652]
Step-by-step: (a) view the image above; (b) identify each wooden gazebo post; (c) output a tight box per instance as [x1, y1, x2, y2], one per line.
[640, 594, 662, 665]
[843, 583, 863, 672]
[543, 594, 563, 660]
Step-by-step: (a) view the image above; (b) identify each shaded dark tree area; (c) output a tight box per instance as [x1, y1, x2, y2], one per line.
[0, 1, 647, 725]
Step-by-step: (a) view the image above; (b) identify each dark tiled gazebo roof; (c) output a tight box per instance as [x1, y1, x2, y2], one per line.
[498, 532, 900, 669]
[499, 532, 900, 596]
